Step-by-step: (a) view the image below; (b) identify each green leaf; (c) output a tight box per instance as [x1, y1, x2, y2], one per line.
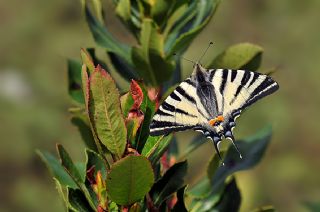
[135, 83, 156, 152]
[187, 177, 212, 199]
[53, 178, 69, 210]
[164, 1, 197, 47]
[165, 0, 221, 56]
[150, 161, 187, 206]
[75, 162, 87, 183]
[207, 151, 225, 179]
[81, 65, 104, 155]
[91, 0, 104, 24]
[172, 186, 188, 212]
[213, 178, 241, 212]
[189, 189, 221, 212]
[57, 144, 97, 210]
[167, 136, 179, 157]
[132, 19, 175, 85]
[80, 48, 95, 73]
[209, 43, 263, 71]
[85, 149, 108, 178]
[108, 202, 119, 212]
[190, 178, 240, 212]
[81, 65, 90, 108]
[86, 48, 108, 70]
[36, 150, 78, 188]
[304, 202, 320, 212]
[88, 66, 127, 158]
[137, 82, 154, 113]
[188, 151, 225, 199]
[106, 155, 154, 205]
[85, 6, 132, 64]
[151, 0, 171, 26]
[142, 135, 173, 166]
[141, 135, 164, 157]
[71, 116, 97, 151]
[147, 135, 171, 166]
[120, 92, 134, 118]
[178, 134, 206, 160]
[108, 52, 138, 81]
[68, 188, 94, 212]
[116, 0, 131, 23]
[126, 118, 142, 144]
[210, 126, 272, 192]
[115, 0, 141, 36]
[68, 59, 85, 104]
[57, 144, 84, 184]
[84, 149, 108, 206]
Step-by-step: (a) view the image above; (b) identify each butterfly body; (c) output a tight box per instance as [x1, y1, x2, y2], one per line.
[150, 63, 279, 159]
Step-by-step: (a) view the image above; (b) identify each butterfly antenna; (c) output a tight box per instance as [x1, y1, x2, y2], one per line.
[198, 41, 214, 64]
[173, 53, 195, 65]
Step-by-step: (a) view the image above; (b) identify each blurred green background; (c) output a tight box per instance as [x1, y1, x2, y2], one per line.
[1, 0, 319, 211]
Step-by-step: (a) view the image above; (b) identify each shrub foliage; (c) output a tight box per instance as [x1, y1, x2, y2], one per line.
[38, 0, 275, 211]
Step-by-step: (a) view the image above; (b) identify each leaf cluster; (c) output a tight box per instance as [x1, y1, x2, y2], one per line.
[39, 0, 276, 211]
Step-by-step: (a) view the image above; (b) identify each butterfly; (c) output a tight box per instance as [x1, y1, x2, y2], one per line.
[149, 62, 279, 161]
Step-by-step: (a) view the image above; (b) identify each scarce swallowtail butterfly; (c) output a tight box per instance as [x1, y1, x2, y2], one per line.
[149, 60, 279, 161]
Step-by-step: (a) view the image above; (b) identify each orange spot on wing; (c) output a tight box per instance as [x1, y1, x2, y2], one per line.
[209, 116, 224, 126]
[217, 115, 224, 122]
[209, 119, 216, 126]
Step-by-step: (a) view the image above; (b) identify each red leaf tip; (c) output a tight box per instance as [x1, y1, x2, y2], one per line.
[130, 80, 144, 110]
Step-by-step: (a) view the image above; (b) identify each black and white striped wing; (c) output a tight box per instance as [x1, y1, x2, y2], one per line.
[149, 79, 205, 136]
[210, 69, 279, 132]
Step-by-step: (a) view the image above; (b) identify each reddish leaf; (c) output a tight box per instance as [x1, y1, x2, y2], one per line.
[147, 87, 160, 109]
[130, 80, 144, 111]
[97, 206, 104, 212]
[125, 80, 145, 144]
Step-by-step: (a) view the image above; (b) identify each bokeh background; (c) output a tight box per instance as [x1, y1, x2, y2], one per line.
[1, 0, 319, 211]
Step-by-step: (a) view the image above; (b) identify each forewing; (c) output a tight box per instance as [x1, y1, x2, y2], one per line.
[150, 78, 203, 136]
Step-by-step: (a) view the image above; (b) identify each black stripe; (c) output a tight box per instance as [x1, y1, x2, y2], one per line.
[209, 69, 216, 82]
[242, 78, 279, 109]
[234, 84, 243, 98]
[156, 108, 173, 117]
[248, 72, 259, 87]
[162, 102, 175, 112]
[197, 108, 208, 120]
[231, 70, 237, 82]
[150, 120, 181, 128]
[219, 69, 229, 94]
[230, 83, 244, 105]
[241, 71, 250, 86]
[233, 71, 249, 99]
[175, 86, 196, 104]
[185, 78, 195, 87]
[149, 125, 193, 136]
[251, 77, 273, 97]
[175, 108, 197, 117]
[170, 92, 181, 101]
